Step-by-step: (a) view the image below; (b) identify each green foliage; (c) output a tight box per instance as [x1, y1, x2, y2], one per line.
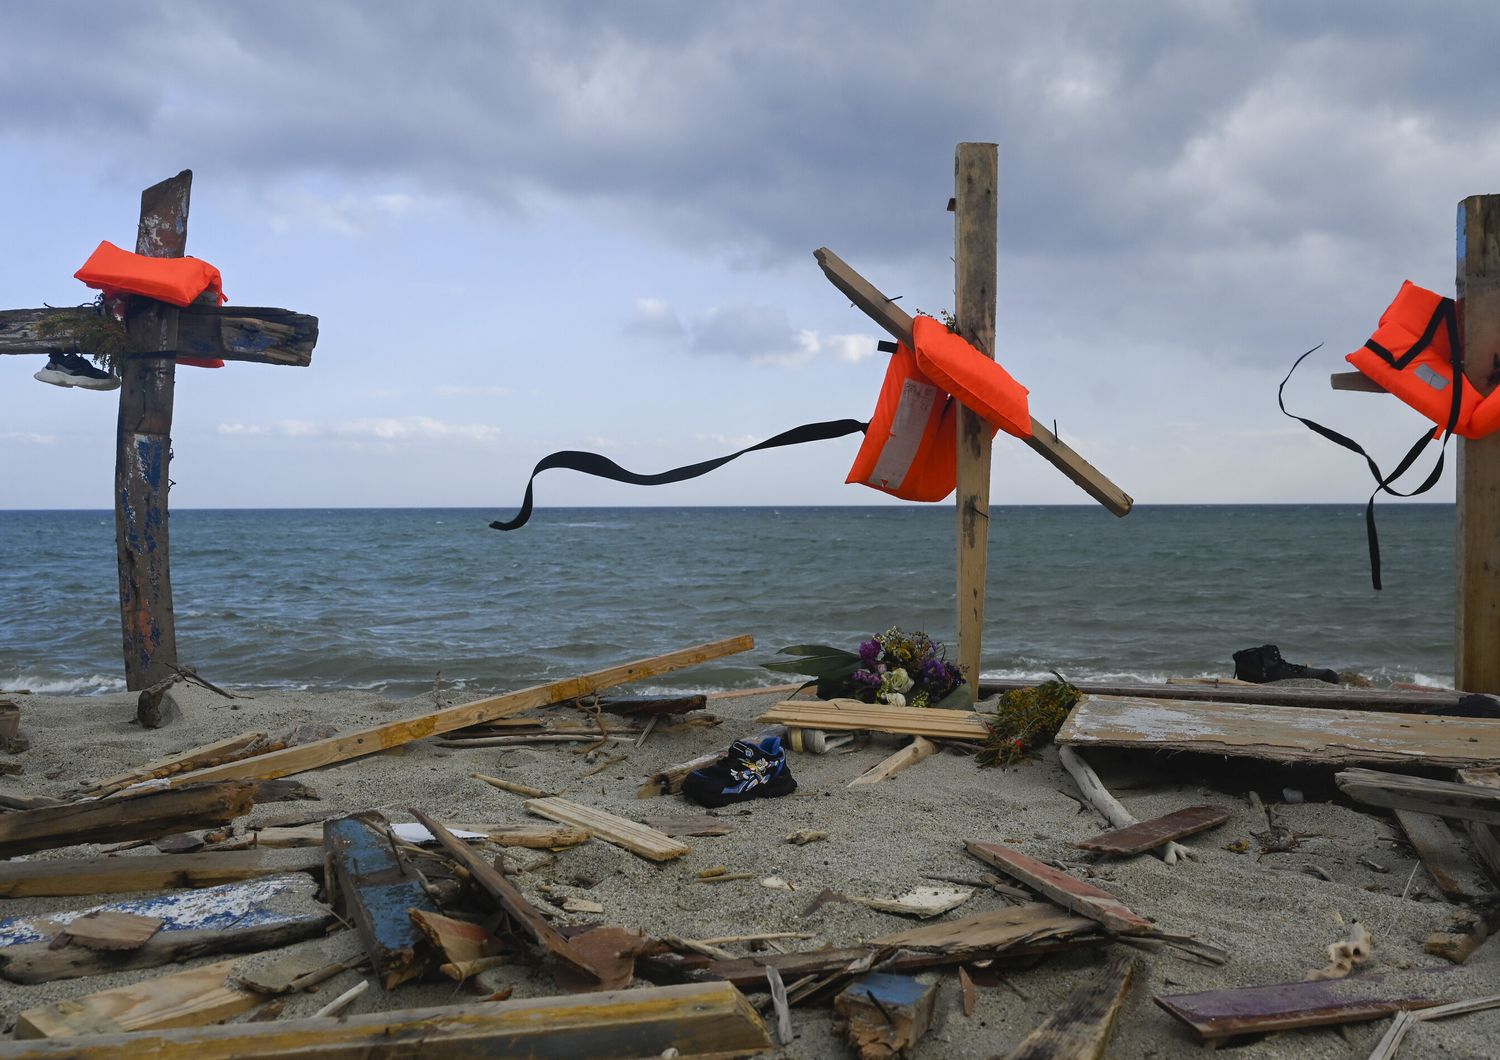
[37, 307, 130, 376]
[976, 672, 1081, 768]
[762, 644, 862, 701]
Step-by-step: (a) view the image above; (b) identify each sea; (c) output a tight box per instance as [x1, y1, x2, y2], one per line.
[0, 505, 1457, 698]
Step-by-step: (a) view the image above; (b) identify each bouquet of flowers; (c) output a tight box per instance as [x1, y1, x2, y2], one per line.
[764, 627, 967, 709]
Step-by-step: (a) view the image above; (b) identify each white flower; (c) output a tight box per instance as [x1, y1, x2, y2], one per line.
[884, 692, 906, 707]
[889, 668, 914, 693]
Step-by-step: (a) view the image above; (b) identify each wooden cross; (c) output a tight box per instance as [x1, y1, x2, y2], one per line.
[816, 143, 1133, 700]
[0, 170, 318, 692]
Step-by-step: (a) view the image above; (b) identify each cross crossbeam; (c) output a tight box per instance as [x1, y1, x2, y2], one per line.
[0, 305, 317, 367]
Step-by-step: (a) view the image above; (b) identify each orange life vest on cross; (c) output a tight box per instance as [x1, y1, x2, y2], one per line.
[846, 314, 1031, 501]
[74, 241, 228, 368]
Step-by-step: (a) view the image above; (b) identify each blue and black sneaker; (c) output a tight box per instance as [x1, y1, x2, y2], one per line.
[682, 736, 797, 808]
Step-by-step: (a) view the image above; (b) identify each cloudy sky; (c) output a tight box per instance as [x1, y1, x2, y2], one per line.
[2, 1, 1495, 511]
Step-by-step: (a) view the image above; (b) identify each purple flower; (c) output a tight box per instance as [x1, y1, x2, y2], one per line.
[858, 638, 881, 664]
[851, 668, 881, 687]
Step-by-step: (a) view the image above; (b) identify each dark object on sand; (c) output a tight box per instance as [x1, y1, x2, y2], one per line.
[1233, 645, 1338, 685]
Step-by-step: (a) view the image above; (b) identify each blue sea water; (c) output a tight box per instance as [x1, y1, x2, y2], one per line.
[0, 505, 1456, 697]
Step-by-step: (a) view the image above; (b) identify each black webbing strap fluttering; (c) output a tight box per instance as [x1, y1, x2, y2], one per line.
[1278, 298, 1463, 589]
[490, 418, 869, 531]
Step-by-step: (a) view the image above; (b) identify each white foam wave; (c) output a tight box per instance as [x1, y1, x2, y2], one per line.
[6, 673, 127, 696]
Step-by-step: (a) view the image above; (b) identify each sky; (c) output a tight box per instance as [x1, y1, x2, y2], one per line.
[3, 1, 1498, 512]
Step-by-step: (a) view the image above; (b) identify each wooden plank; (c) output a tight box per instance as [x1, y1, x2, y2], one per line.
[410, 810, 602, 981]
[0, 782, 257, 858]
[1457, 195, 1500, 695]
[0, 874, 332, 984]
[0, 305, 317, 367]
[1337, 768, 1500, 825]
[1424, 904, 1500, 964]
[1330, 370, 1386, 393]
[813, 246, 1132, 517]
[849, 736, 939, 787]
[964, 840, 1153, 935]
[1457, 767, 1500, 885]
[1076, 805, 1231, 857]
[1154, 975, 1450, 1042]
[78, 732, 268, 797]
[324, 812, 438, 990]
[14, 958, 256, 1039]
[0, 848, 323, 898]
[953, 142, 999, 699]
[1005, 953, 1134, 1060]
[0, 981, 773, 1059]
[1396, 810, 1495, 901]
[981, 678, 1496, 714]
[835, 972, 938, 1059]
[49, 911, 161, 952]
[1058, 695, 1500, 769]
[165, 635, 753, 784]
[594, 694, 707, 716]
[757, 700, 990, 740]
[524, 797, 690, 862]
[637, 814, 737, 838]
[875, 902, 1100, 952]
[252, 820, 588, 849]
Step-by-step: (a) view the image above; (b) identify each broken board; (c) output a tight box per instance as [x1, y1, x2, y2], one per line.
[1057, 696, 1500, 768]
[1076, 805, 1231, 856]
[1458, 767, 1500, 885]
[1337, 768, 1500, 825]
[964, 841, 1153, 934]
[1395, 810, 1495, 902]
[0, 848, 324, 898]
[1154, 975, 1450, 1042]
[835, 973, 938, 1059]
[524, 797, 690, 862]
[0, 782, 259, 858]
[14, 957, 257, 1039]
[324, 812, 439, 989]
[1006, 954, 1134, 1059]
[757, 700, 990, 740]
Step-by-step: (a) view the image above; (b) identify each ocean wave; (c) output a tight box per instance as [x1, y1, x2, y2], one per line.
[4, 672, 127, 695]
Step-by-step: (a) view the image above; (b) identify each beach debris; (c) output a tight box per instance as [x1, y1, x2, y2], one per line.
[471, 773, 552, 799]
[1395, 810, 1492, 901]
[0, 698, 29, 753]
[409, 909, 501, 982]
[1059, 746, 1193, 865]
[524, 796, 690, 862]
[787, 727, 854, 754]
[562, 897, 605, 914]
[1155, 974, 1449, 1044]
[311, 979, 369, 1019]
[1059, 697, 1500, 769]
[1003, 953, 1134, 1060]
[761, 877, 795, 891]
[758, 700, 989, 741]
[1367, 991, 1500, 1060]
[848, 736, 938, 786]
[1307, 922, 1373, 980]
[850, 885, 974, 920]
[152, 832, 207, 854]
[553, 925, 656, 992]
[976, 673, 1080, 767]
[151, 636, 756, 786]
[682, 735, 798, 806]
[833, 972, 937, 1059]
[0, 873, 333, 984]
[638, 814, 737, 838]
[982, 677, 1496, 714]
[1233, 644, 1339, 684]
[960, 965, 977, 1017]
[13, 956, 258, 1039]
[787, 829, 827, 846]
[964, 840, 1153, 935]
[325, 812, 440, 990]
[1424, 902, 1500, 964]
[48, 911, 163, 952]
[229, 933, 367, 995]
[588, 693, 708, 717]
[0, 847, 326, 899]
[1455, 767, 1500, 885]
[1338, 768, 1500, 824]
[637, 727, 788, 798]
[411, 809, 602, 983]
[0, 981, 773, 1058]
[1075, 805, 1231, 857]
[765, 963, 794, 1045]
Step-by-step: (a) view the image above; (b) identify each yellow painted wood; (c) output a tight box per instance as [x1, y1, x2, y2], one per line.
[524, 797, 690, 861]
[80, 732, 267, 796]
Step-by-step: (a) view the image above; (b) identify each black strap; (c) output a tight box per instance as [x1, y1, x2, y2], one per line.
[1278, 298, 1463, 589]
[490, 418, 868, 531]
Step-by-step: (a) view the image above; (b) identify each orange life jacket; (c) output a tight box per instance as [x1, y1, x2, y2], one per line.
[846, 314, 1030, 501]
[75, 241, 227, 368]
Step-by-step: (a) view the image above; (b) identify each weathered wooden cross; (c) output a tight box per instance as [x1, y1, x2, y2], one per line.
[816, 143, 1133, 700]
[0, 170, 318, 692]
[1329, 194, 1500, 694]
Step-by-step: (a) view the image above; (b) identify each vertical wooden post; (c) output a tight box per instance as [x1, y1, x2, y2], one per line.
[1456, 195, 1500, 694]
[953, 143, 998, 701]
[115, 171, 190, 690]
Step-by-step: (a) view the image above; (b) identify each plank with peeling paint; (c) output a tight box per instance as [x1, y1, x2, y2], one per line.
[1076, 805, 1231, 856]
[1154, 975, 1450, 1042]
[324, 812, 439, 989]
[965, 841, 1153, 935]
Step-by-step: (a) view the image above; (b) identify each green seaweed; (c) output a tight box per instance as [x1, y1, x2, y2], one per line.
[976, 672, 1080, 768]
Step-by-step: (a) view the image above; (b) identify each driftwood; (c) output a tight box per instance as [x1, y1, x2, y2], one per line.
[1058, 747, 1192, 864]
[1394, 810, 1494, 902]
[964, 841, 1153, 935]
[1005, 954, 1135, 1059]
[979, 678, 1495, 715]
[524, 797, 690, 862]
[0, 782, 259, 858]
[14, 957, 257, 1039]
[1154, 975, 1450, 1042]
[324, 812, 439, 990]
[1076, 805, 1231, 857]
[1337, 768, 1500, 825]
[848, 737, 939, 787]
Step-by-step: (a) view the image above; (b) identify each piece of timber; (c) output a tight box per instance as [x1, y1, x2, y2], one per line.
[0, 981, 772, 1059]
[0, 848, 323, 898]
[0, 873, 332, 984]
[1331, 370, 1387, 393]
[593, 693, 707, 716]
[165, 635, 753, 785]
[964, 841, 1153, 935]
[875, 902, 1101, 952]
[758, 699, 990, 740]
[253, 819, 588, 850]
[1005, 953, 1135, 1060]
[324, 812, 439, 990]
[1457, 768, 1500, 885]
[836, 972, 938, 1059]
[409, 909, 498, 979]
[1058, 696, 1500, 769]
[77, 731, 268, 796]
[49, 911, 162, 951]
[1424, 903, 1500, 964]
[1154, 975, 1450, 1042]
[0, 304, 318, 367]
[1337, 768, 1500, 825]
[14, 957, 256, 1039]
[980, 678, 1493, 714]
[1076, 805, 1232, 857]
[524, 796, 691, 861]
[410, 810, 602, 981]
[813, 246, 1131, 517]
[0, 782, 258, 858]
[1395, 810, 1495, 902]
[849, 736, 939, 787]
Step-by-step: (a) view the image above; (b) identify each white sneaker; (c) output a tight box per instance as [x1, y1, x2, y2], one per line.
[34, 352, 120, 391]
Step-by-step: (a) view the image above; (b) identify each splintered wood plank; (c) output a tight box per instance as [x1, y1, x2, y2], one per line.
[49, 912, 162, 952]
[0, 982, 773, 1059]
[1395, 810, 1494, 902]
[1076, 805, 1231, 856]
[0, 782, 258, 858]
[1337, 768, 1500, 825]
[757, 700, 990, 740]
[875, 902, 1100, 952]
[324, 813, 439, 990]
[409, 909, 498, 979]
[1006, 954, 1135, 1059]
[849, 737, 939, 787]
[0, 849, 324, 898]
[1457, 768, 1500, 886]
[964, 841, 1153, 935]
[1057, 696, 1500, 769]
[411, 811, 601, 982]
[524, 797, 690, 862]
[1154, 975, 1450, 1042]
[637, 815, 737, 838]
[162, 636, 752, 784]
[835, 972, 938, 1059]
[79, 732, 268, 796]
[14, 958, 256, 1039]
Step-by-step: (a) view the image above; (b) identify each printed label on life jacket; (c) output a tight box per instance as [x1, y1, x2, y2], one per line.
[866, 378, 940, 489]
[1415, 364, 1449, 390]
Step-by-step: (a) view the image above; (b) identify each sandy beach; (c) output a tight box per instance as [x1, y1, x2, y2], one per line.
[0, 677, 1497, 1057]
